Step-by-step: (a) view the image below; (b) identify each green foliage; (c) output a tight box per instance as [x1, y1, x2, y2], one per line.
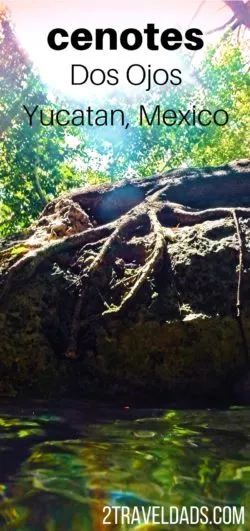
[0, 6, 249, 237]
[85, 39, 249, 179]
[0, 8, 86, 236]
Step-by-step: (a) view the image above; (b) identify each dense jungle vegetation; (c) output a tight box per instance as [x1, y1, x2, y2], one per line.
[0, 6, 249, 237]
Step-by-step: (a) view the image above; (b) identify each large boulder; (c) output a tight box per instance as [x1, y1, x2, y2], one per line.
[0, 159, 250, 401]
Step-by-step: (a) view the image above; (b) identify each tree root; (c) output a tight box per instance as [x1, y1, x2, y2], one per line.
[64, 203, 250, 359]
[102, 209, 172, 315]
[85, 209, 147, 278]
[232, 209, 249, 364]
[1, 161, 250, 360]
[64, 206, 171, 357]
[160, 203, 250, 226]
[0, 223, 114, 302]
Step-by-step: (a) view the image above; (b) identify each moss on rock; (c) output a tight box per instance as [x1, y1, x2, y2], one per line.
[0, 160, 250, 400]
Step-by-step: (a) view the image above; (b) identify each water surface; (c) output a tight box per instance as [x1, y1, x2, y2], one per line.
[0, 401, 249, 530]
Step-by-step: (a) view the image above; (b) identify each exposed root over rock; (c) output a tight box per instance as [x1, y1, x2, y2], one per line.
[0, 159, 250, 390]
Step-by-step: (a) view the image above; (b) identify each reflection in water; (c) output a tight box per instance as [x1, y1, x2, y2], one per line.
[0, 405, 249, 530]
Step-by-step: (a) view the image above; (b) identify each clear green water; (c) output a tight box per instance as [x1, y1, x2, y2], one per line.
[0, 403, 249, 530]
